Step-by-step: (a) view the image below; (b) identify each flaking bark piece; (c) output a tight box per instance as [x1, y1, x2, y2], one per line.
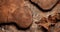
[0, 0, 32, 29]
[35, 17, 49, 30]
[12, 6, 32, 28]
[31, 0, 58, 10]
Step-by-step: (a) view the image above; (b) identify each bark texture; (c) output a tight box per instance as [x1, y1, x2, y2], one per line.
[0, 0, 60, 32]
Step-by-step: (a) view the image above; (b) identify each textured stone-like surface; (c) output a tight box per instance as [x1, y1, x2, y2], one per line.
[31, 0, 58, 9]
[0, 0, 32, 28]
[0, 0, 60, 32]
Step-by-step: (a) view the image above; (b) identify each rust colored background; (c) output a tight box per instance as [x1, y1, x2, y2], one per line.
[0, 0, 60, 32]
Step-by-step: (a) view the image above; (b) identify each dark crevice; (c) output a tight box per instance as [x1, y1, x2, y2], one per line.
[0, 22, 31, 30]
[41, 26, 48, 32]
[56, 13, 60, 22]
[56, 19, 60, 23]
[29, 0, 59, 12]
[50, 24, 55, 27]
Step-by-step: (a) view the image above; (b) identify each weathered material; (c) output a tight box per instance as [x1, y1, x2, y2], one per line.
[0, 0, 60, 32]
[0, 0, 32, 28]
[31, 0, 59, 10]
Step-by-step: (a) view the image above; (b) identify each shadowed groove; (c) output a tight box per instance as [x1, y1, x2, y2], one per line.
[0, 22, 32, 30]
[29, 0, 60, 12]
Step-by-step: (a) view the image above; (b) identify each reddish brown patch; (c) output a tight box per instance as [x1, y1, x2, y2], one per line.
[0, 0, 32, 29]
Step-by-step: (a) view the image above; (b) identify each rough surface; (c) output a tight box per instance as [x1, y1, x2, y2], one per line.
[0, 0, 32, 29]
[0, 0, 60, 32]
[31, 0, 59, 9]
